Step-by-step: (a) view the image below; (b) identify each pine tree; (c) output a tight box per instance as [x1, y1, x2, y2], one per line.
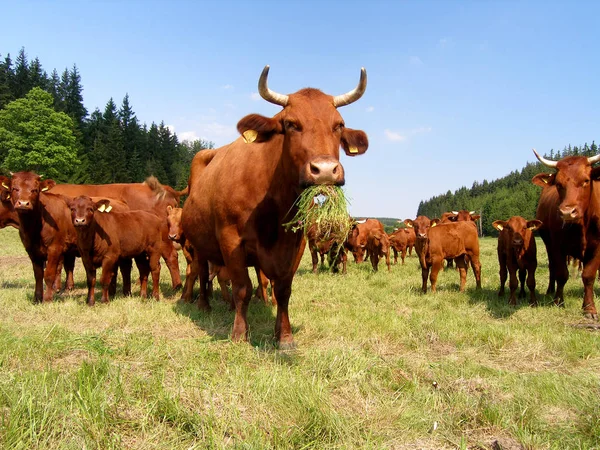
[13, 47, 31, 98]
[29, 57, 48, 90]
[0, 54, 15, 109]
[48, 69, 63, 111]
[64, 64, 87, 129]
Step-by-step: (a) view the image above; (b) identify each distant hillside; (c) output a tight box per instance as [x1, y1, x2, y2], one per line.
[417, 142, 598, 236]
[353, 217, 401, 233]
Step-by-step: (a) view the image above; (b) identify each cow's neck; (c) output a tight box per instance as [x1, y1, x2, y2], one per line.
[75, 221, 99, 254]
[16, 204, 43, 251]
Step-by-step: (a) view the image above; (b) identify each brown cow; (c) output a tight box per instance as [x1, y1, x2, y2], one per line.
[492, 216, 542, 306]
[181, 65, 368, 347]
[0, 189, 19, 229]
[68, 196, 162, 305]
[388, 228, 410, 264]
[405, 226, 416, 256]
[405, 216, 482, 293]
[306, 223, 348, 274]
[366, 229, 391, 271]
[0, 172, 79, 302]
[346, 218, 384, 263]
[440, 210, 480, 269]
[532, 149, 600, 319]
[50, 177, 183, 290]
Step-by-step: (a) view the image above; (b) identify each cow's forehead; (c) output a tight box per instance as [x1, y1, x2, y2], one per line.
[12, 172, 40, 186]
[281, 89, 341, 120]
[556, 157, 592, 179]
[507, 216, 526, 229]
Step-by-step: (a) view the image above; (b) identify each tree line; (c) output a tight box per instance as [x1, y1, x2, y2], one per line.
[0, 47, 213, 186]
[416, 142, 598, 236]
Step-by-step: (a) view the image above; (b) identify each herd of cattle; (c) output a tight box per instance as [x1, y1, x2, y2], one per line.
[0, 66, 599, 348]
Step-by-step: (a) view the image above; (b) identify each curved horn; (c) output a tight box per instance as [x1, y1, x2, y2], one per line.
[333, 68, 367, 107]
[532, 148, 558, 169]
[588, 154, 600, 165]
[451, 211, 458, 215]
[469, 210, 476, 215]
[258, 65, 289, 107]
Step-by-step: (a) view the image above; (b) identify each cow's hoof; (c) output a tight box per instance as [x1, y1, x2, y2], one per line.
[172, 283, 183, 291]
[584, 312, 599, 320]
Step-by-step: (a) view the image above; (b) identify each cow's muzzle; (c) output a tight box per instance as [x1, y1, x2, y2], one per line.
[300, 157, 345, 187]
[73, 218, 87, 226]
[15, 200, 33, 210]
[559, 205, 580, 222]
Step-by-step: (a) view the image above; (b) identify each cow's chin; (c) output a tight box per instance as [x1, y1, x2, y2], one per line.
[561, 215, 582, 224]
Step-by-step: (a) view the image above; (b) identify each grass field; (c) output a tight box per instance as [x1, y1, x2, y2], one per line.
[0, 226, 599, 449]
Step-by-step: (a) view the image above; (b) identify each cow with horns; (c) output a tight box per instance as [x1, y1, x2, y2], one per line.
[532, 148, 600, 319]
[181, 66, 369, 347]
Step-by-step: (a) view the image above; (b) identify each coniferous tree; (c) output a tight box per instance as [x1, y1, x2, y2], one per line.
[64, 64, 87, 129]
[47, 69, 63, 111]
[29, 57, 48, 90]
[0, 54, 14, 109]
[13, 48, 31, 99]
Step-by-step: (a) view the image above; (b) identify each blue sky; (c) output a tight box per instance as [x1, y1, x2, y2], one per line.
[2, 1, 599, 219]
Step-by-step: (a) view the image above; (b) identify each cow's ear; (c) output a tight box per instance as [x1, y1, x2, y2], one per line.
[95, 199, 112, 213]
[591, 167, 600, 181]
[447, 214, 458, 222]
[492, 220, 507, 231]
[237, 114, 282, 143]
[341, 128, 368, 156]
[404, 219, 413, 228]
[470, 214, 481, 221]
[167, 205, 173, 213]
[40, 179, 56, 192]
[431, 219, 440, 227]
[532, 173, 554, 187]
[0, 176, 10, 192]
[527, 219, 543, 231]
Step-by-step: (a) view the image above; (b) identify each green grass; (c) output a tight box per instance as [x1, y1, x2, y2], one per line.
[0, 226, 599, 449]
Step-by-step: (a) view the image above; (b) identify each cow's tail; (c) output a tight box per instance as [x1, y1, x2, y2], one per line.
[144, 176, 168, 201]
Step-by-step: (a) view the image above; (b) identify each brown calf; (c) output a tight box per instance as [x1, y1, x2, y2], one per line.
[405, 217, 482, 293]
[346, 218, 384, 263]
[68, 196, 162, 305]
[492, 216, 542, 306]
[367, 229, 391, 271]
[388, 228, 410, 264]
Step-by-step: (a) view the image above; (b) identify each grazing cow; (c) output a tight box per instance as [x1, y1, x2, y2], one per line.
[181, 65, 369, 347]
[68, 196, 162, 305]
[50, 177, 184, 290]
[388, 228, 410, 264]
[0, 172, 79, 302]
[366, 229, 391, 271]
[306, 223, 348, 274]
[532, 149, 600, 319]
[346, 218, 384, 263]
[492, 216, 542, 306]
[405, 216, 482, 293]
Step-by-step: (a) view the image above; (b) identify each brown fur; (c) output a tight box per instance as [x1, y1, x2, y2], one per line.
[181, 76, 368, 347]
[493, 216, 542, 306]
[532, 155, 600, 319]
[0, 172, 79, 303]
[346, 219, 384, 263]
[366, 229, 391, 272]
[50, 179, 182, 290]
[388, 228, 410, 264]
[68, 196, 162, 305]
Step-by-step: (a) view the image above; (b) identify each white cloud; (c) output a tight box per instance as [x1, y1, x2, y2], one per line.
[222, 84, 234, 90]
[366, 106, 375, 113]
[409, 56, 423, 66]
[385, 129, 406, 142]
[165, 124, 176, 133]
[250, 92, 260, 101]
[385, 126, 431, 142]
[178, 131, 200, 142]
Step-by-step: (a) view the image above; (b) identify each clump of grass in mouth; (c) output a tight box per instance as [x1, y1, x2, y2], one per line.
[283, 185, 352, 244]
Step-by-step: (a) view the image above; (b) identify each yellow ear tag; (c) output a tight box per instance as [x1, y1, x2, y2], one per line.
[97, 204, 106, 212]
[6, 194, 10, 199]
[1, 183, 8, 189]
[349, 146, 359, 154]
[242, 130, 258, 144]
[542, 178, 548, 184]
[406, 222, 413, 228]
[105, 205, 112, 213]
[41, 187, 49, 192]
[431, 222, 437, 227]
[496, 224, 504, 231]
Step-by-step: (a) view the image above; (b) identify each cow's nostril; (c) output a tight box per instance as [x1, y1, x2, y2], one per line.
[310, 163, 319, 175]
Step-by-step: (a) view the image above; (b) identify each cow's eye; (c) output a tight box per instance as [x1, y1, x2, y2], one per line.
[334, 122, 345, 132]
[284, 121, 300, 132]
[582, 179, 590, 187]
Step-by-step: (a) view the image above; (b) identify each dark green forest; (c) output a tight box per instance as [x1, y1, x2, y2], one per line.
[0, 47, 213, 187]
[417, 142, 599, 236]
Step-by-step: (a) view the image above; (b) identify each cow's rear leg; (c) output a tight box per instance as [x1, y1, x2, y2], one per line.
[421, 267, 429, 293]
[120, 258, 133, 296]
[508, 267, 519, 306]
[134, 255, 150, 299]
[470, 254, 482, 289]
[498, 257, 507, 297]
[553, 258, 569, 307]
[273, 276, 294, 349]
[392, 248, 398, 265]
[255, 267, 271, 306]
[310, 248, 319, 274]
[455, 257, 468, 292]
